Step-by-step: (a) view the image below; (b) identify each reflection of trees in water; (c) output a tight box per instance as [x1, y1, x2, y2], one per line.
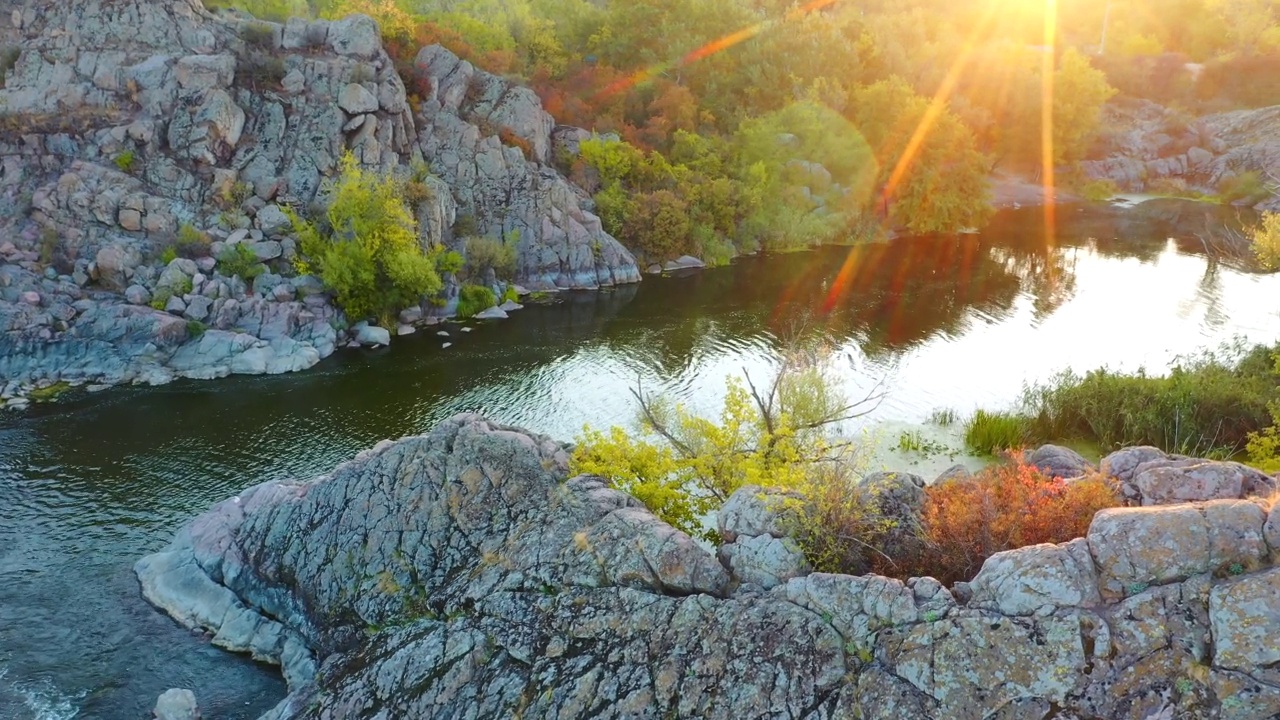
[988, 243, 1079, 321]
[1192, 259, 1229, 330]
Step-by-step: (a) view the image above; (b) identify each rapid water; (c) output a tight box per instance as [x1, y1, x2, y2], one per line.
[2, 203, 1279, 718]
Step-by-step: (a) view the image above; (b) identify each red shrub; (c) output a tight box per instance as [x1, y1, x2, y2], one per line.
[880, 459, 1121, 585]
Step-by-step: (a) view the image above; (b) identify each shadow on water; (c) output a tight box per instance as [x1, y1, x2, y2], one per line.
[0, 202, 1278, 718]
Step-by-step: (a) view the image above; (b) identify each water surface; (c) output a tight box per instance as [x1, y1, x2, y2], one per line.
[2, 203, 1279, 718]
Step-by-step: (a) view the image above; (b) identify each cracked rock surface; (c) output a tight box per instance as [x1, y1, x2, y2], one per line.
[137, 415, 1280, 719]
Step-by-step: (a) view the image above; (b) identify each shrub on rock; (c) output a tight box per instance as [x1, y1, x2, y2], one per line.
[291, 154, 454, 325]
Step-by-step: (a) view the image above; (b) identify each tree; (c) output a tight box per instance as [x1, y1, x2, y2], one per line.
[853, 77, 992, 235]
[292, 154, 453, 324]
[1051, 48, 1117, 165]
[571, 348, 883, 542]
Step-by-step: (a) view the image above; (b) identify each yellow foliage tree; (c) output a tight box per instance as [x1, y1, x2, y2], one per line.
[291, 154, 453, 324]
[1051, 48, 1117, 165]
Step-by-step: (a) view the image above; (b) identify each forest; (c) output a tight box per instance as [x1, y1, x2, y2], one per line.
[207, 0, 1280, 263]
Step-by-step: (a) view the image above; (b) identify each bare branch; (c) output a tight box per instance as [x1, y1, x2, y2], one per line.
[630, 379, 697, 459]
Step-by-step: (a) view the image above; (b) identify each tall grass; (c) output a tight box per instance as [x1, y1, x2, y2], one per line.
[964, 410, 1032, 455]
[967, 342, 1280, 457]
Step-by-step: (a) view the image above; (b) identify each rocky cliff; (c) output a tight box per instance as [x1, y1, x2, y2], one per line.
[1081, 99, 1280, 211]
[137, 414, 1280, 719]
[0, 0, 637, 405]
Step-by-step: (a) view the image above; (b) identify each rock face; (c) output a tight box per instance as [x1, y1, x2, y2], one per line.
[0, 1, 638, 401]
[138, 415, 1280, 719]
[1101, 446, 1277, 505]
[414, 45, 640, 290]
[1080, 99, 1280, 211]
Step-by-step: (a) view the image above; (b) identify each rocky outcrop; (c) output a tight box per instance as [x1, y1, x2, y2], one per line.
[137, 415, 1280, 719]
[0, 0, 639, 403]
[1101, 446, 1277, 506]
[413, 45, 639, 290]
[1080, 99, 1280, 211]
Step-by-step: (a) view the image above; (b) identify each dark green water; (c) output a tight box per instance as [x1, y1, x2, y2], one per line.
[2, 204, 1279, 718]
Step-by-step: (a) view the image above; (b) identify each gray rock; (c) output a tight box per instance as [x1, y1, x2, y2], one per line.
[396, 324, 415, 336]
[95, 244, 143, 292]
[719, 485, 804, 542]
[499, 300, 523, 312]
[338, 83, 379, 115]
[131, 416, 1280, 720]
[125, 285, 152, 305]
[184, 296, 213, 322]
[471, 306, 508, 320]
[1132, 459, 1276, 506]
[718, 534, 811, 589]
[1088, 500, 1266, 598]
[663, 255, 707, 271]
[153, 688, 200, 720]
[247, 241, 283, 261]
[255, 205, 290, 235]
[967, 539, 1102, 615]
[327, 14, 382, 58]
[164, 295, 187, 315]
[1026, 444, 1093, 479]
[934, 464, 972, 485]
[354, 324, 390, 347]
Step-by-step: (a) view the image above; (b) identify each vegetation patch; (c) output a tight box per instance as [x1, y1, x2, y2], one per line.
[964, 410, 1031, 456]
[455, 284, 496, 318]
[291, 154, 458, 326]
[29, 382, 73, 403]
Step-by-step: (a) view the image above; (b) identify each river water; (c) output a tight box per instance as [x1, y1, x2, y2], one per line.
[2, 203, 1280, 718]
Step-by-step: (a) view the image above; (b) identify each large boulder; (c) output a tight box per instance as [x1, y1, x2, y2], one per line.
[1087, 500, 1267, 598]
[132, 416, 1280, 719]
[966, 539, 1102, 615]
[153, 688, 200, 720]
[1026, 444, 1093, 479]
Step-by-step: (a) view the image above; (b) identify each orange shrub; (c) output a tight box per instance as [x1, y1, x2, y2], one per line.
[879, 459, 1121, 585]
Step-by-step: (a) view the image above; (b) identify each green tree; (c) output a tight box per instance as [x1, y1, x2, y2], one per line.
[853, 77, 992, 235]
[1051, 48, 1117, 165]
[292, 154, 450, 324]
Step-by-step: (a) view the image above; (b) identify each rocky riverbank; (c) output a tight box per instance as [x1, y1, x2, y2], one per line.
[0, 0, 638, 408]
[136, 414, 1280, 719]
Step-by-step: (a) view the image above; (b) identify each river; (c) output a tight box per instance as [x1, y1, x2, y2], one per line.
[2, 203, 1279, 718]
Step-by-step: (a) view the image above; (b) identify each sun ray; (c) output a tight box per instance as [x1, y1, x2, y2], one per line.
[1041, 0, 1059, 263]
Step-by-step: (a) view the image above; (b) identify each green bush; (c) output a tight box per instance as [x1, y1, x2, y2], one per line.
[1219, 172, 1270, 205]
[292, 154, 452, 324]
[38, 228, 59, 266]
[217, 243, 265, 281]
[160, 246, 179, 265]
[964, 410, 1032, 455]
[501, 285, 519, 304]
[464, 233, 518, 279]
[186, 320, 207, 338]
[175, 223, 212, 258]
[115, 150, 136, 173]
[0, 46, 19, 90]
[456, 284, 496, 318]
[1081, 179, 1120, 202]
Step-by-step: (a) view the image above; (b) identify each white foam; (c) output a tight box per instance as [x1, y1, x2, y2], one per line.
[6, 674, 81, 720]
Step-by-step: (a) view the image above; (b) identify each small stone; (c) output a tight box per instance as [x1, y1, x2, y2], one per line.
[442, 342, 453, 349]
[460, 327, 473, 333]
[397, 324, 415, 336]
[226, 229, 250, 245]
[165, 295, 187, 314]
[436, 331, 450, 337]
[499, 300, 523, 312]
[256, 205, 290, 236]
[20, 291, 40, 305]
[271, 284, 294, 302]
